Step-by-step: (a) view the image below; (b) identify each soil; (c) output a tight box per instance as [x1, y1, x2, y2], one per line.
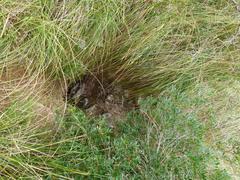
[65, 74, 138, 127]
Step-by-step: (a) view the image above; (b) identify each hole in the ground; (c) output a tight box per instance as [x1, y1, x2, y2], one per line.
[65, 74, 138, 124]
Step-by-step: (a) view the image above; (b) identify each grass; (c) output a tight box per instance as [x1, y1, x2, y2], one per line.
[54, 90, 211, 179]
[0, 87, 230, 179]
[0, 0, 240, 179]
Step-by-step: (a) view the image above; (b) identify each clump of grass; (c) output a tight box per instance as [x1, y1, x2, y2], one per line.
[0, 96, 90, 178]
[1, 1, 239, 95]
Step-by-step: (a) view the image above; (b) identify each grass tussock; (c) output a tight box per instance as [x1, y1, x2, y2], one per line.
[0, 0, 240, 179]
[1, 0, 240, 95]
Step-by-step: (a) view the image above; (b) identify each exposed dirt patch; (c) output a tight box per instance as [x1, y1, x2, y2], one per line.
[65, 74, 139, 127]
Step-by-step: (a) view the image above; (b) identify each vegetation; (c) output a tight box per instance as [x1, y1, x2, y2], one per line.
[0, 0, 239, 179]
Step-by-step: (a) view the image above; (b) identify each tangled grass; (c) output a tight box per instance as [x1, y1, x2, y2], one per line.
[1, 0, 239, 94]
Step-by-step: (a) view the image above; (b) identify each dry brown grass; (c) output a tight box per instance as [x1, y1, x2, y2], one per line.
[0, 65, 66, 129]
